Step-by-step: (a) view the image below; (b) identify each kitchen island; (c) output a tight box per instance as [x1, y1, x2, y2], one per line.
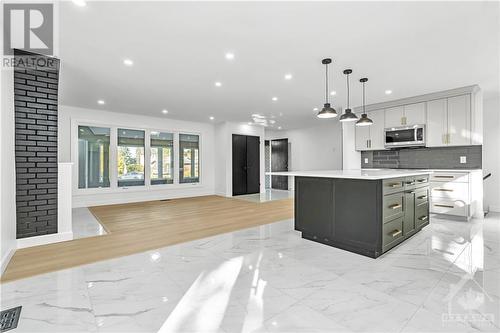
[267, 170, 433, 258]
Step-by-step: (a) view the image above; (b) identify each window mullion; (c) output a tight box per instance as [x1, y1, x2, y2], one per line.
[174, 132, 180, 184]
[145, 130, 151, 187]
[110, 127, 118, 189]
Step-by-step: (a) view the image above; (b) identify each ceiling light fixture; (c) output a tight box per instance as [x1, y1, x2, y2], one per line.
[214, 81, 222, 87]
[339, 69, 358, 122]
[209, 116, 215, 120]
[123, 59, 133, 66]
[72, 0, 86, 7]
[356, 78, 373, 126]
[97, 100, 105, 105]
[317, 58, 337, 118]
[330, 91, 337, 96]
[385, 89, 392, 95]
[278, 126, 282, 130]
[162, 109, 168, 114]
[225, 52, 235, 60]
[272, 97, 278, 101]
[284, 73, 293, 80]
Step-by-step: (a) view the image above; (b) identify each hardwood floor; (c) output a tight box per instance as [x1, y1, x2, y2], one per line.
[1, 195, 293, 283]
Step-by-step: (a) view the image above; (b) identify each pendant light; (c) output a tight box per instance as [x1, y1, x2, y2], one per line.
[339, 69, 358, 122]
[317, 58, 337, 118]
[356, 77, 373, 126]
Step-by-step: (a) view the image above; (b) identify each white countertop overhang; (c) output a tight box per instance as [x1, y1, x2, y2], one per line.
[265, 169, 433, 180]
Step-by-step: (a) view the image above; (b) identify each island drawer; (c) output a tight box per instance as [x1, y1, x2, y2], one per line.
[430, 182, 469, 201]
[383, 192, 404, 223]
[415, 188, 429, 206]
[383, 216, 404, 251]
[383, 178, 405, 194]
[414, 175, 429, 188]
[430, 172, 468, 183]
[415, 203, 429, 228]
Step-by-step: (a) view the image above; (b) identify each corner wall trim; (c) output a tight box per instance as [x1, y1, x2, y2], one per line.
[16, 232, 73, 249]
[1, 247, 16, 276]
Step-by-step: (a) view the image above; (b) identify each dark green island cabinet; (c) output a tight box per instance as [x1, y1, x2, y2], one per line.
[294, 173, 430, 258]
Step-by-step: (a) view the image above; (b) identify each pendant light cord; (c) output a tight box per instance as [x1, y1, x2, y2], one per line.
[325, 63, 329, 104]
[362, 81, 366, 114]
[346, 73, 350, 109]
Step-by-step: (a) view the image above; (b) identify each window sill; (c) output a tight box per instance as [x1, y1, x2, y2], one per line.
[74, 182, 204, 196]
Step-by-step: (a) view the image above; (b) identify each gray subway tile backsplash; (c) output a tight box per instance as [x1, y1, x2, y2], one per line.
[361, 146, 482, 169]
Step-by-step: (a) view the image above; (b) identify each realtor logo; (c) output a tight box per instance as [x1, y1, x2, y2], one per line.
[3, 3, 53, 55]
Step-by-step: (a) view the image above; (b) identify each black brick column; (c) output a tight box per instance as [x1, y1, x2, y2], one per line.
[14, 50, 60, 239]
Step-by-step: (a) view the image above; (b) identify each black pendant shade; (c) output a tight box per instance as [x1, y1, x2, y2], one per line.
[356, 77, 373, 126]
[339, 69, 358, 122]
[317, 58, 337, 119]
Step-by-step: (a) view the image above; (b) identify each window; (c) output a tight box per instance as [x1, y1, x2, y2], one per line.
[78, 126, 110, 189]
[150, 132, 174, 185]
[117, 128, 145, 187]
[179, 134, 199, 183]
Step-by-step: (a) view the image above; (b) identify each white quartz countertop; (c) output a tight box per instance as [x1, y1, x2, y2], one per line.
[265, 169, 433, 180]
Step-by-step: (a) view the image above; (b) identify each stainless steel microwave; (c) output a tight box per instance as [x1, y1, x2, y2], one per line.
[384, 125, 425, 148]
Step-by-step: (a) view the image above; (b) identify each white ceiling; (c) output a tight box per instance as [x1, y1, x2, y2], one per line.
[58, 1, 499, 130]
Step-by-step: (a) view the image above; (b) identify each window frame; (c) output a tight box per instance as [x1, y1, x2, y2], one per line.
[71, 119, 202, 196]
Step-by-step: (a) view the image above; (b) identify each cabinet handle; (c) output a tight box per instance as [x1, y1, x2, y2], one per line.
[406, 191, 415, 194]
[417, 195, 428, 199]
[417, 178, 427, 183]
[369, 139, 371, 148]
[447, 133, 451, 144]
[391, 229, 402, 238]
[434, 175, 454, 179]
[405, 182, 415, 185]
[434, 188, 454, 192]
[389, 203, 402, 210]
[418, 215, 428, 221]
[389, 183, 401, 188]
[434, 204, 454, 208]
[366, 140, 369, 148]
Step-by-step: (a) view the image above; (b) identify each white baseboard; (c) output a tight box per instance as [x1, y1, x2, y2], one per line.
[17, 231, 74, 249]
[1, 247, 16, 275]
[490, 205, 500, 213]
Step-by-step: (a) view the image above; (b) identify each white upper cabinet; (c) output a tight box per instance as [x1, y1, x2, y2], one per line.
[426, 98, 448, 147]
[369, 109, 386, 150]
[403, 102, 426, 125]
[384, 106, 404, 128]
[447, 94, 471, 146]
[355, 121, 370, 151]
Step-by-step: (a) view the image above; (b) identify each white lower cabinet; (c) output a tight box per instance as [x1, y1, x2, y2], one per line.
[429, 170, 483, 219]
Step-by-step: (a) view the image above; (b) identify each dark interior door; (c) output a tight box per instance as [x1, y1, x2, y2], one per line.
[246, 135, 260, 194]
[232, 134, 260, 196]
[271, 138, 288, 190]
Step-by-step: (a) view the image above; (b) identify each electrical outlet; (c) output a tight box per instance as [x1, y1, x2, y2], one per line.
[364, 158, 369, 164]
[460, 156, 467, 164]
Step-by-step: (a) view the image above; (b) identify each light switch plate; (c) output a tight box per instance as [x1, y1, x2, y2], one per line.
[364, 158, 369, 164]
[460, 156, 467, 164]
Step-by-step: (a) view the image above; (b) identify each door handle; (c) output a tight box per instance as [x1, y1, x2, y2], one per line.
[389, 203, 402, 210]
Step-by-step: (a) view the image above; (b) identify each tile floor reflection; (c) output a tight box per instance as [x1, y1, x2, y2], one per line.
[1, 213, 499, 332]
[234, 189, 294, 203]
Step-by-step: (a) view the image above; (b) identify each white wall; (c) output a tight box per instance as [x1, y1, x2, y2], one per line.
[265, 121, 343, 190]
[59, 105, 216, 207]
[342, 121, 361, 169]
[1, 67, 17, 274]
[483, 96, 500, 212]
[214, 122, 265, 196]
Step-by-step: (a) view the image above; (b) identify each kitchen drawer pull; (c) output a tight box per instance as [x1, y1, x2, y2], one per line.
[434, 204, 454, 208]
[406, 191, 415, 194]
[389, 204, 402, 210]
[418, 215, 428, 221]
[417, 179, 427, 183]
[434, 188, 454, 192]
[406, 182, 415, 185]
[389, 183, 401, 188]
[417, 195, 428, 199]
[391, 229, 402, 238]
[434, 175, 454, 179]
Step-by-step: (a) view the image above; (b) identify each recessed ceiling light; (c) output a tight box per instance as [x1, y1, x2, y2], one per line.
[123, 59, 133, 66]
[385, 90, 393, 95]
[72, 0, 86, 7]
[247, 122, 252, 125]
[97, 100, 105, 105]
[278, 126, 282, 130]
[162, 109, 168, 114]
[214, 81, 222, 87]
[284, 73, 293, 80]
[313, 107, 319, 111]
[330, 91, 337, 96]
[209, 116, 215, 120]
[225, 52, 235, 60]
[272, 97, 278, 101]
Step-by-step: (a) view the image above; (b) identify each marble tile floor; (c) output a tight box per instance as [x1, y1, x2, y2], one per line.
[234, 189, 294, 203]
[1, 213, 499, 333]
[72, 207, 107, 239]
